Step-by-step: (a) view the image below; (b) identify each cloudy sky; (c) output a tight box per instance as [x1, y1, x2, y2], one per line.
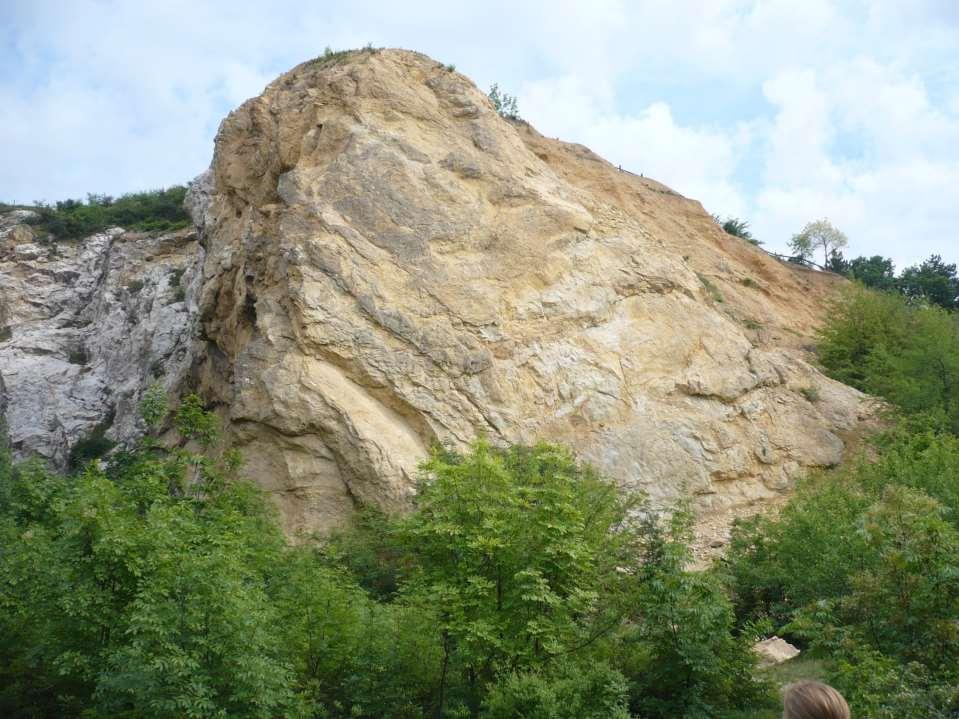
[2, 1, 957, 267]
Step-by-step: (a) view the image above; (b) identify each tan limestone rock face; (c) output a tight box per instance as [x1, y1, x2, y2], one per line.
[184, 49, 874, 536]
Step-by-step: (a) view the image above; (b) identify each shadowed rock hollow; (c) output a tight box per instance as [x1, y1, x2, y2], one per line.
[184, 48, 873, 536]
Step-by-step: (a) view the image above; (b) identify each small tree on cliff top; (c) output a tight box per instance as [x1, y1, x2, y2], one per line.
[790, 218, 848, 267]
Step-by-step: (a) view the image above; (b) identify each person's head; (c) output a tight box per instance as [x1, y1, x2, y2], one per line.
[783, 681, 850, 719]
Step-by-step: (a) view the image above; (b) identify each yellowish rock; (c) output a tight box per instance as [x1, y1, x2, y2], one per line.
[185, 49, 875, 536]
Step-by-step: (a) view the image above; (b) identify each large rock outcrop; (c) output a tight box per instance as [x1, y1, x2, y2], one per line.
[181, 49, 873, 536]
[0, 49, 875, 540]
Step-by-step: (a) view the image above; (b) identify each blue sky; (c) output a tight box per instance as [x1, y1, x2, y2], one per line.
[2, 0, 958, 267]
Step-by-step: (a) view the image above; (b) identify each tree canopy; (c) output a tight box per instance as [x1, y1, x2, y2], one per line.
[789, 219, 848, 266]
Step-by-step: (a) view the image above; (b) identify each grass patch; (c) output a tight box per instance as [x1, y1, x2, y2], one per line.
[798, 386, 821, 403]
[743, 318, 763, 331]
[740, 277, 760, 288]
[697, 272, 725, 303]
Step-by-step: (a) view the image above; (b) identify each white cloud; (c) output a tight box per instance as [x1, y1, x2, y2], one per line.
[1, 0, 956, 266]
[752, 57, 959, 268]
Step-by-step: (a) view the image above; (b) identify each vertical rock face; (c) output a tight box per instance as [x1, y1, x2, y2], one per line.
[182, 49, 873, 536]
[0, 211, 201, 465]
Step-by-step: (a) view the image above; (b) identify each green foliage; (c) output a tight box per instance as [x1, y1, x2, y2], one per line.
[482, 661, 631, 719]
[826, 249, 850, 274]
[26, 186, 190, 241]
[798, 386, 820, 403]
[900, 254, 959, 310]
[829, 253, 958, 310]
[139, 382, 169, 430]
[2, 409, 767, 718]
[717, 217, 762, 246]
[848, 254, 898, 291]
[697, 273, 725, 303]
[828, 644, 959, 718]
[789, 219, 848, 266]
[398, 441, 644, 713]
[617, 513, 768, 718]
[175, 393, 220, 446]
[488, 84, 520, 120]
[817, 285, 959, 431]
[324, 506, 407, 600]
[724, 428, 959, 717]
[67, 412, 117, 469]
[0, 416, 299, 717]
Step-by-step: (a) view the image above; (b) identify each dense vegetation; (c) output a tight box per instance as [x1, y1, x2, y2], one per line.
[724, 427, 959, 717]
[721, 283, 959, 717]
[817, 285, 959, 432]
[3, 240, 959, 716]
[20, 186, 190, 241]
[0, 395, 768, 718]
[829, 252, 959, 310]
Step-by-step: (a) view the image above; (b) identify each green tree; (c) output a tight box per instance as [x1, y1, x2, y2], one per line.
[619, 513, 767, 718]
[847, 255, 897, 291]
[817, 286, 959, 432]
[900, 254, 959, 310]
[826, 249, 850, 274]
[27, 186, 190, 241]
[724, 427, 959, 718]
[0, 400, 301, 718]
[790, 219, 848, 266]
[399, 442, 642, 714]
[840, 487, 959, 670]
[481, 661, 630, 719]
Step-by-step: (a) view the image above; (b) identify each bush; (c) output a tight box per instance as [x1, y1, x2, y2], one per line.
[616, 513, 769, 718]
[817, 286, 959, 432]
[723, 428, 959, 718]
[488, 84, 520, 120]
[482, 662, 630, 719]
[26, 186, 190, 241]
[717, 217, 762, 246]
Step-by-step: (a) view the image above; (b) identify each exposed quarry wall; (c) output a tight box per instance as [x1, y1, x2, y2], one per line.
[0, 49, 874, 539]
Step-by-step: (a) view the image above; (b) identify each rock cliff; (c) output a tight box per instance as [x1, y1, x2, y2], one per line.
[0, 49, 873, 540]
[0, 211, 200, 466]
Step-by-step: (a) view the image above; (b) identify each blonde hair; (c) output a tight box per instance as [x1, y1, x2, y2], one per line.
[783, 681, 850, 719]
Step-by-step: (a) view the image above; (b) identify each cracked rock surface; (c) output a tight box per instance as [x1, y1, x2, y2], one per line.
[0, 211, 201, 466]
[2, 49, 876, 538]
[186, 49, 874, 535]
